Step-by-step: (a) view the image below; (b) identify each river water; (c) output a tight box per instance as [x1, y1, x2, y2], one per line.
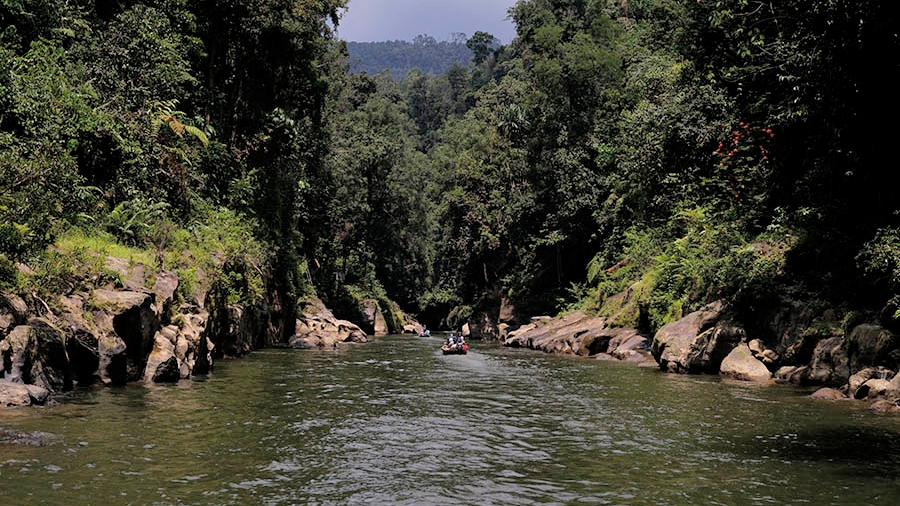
[2, 334, 900, 505]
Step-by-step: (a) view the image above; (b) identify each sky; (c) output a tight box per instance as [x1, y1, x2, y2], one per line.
[335, 0, 519, 44]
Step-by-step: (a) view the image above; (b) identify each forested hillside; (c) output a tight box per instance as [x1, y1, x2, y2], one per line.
[346, 35, 476, 78]
[3, 0, 900, 360]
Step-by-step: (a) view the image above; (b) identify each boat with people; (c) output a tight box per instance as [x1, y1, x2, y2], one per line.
[441, 332, 468, 355]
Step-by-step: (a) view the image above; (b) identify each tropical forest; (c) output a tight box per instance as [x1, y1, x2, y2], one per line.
[5, 0, 900, 503]
[3, 0, 900, 398]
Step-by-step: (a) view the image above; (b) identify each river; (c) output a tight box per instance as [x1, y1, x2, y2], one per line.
[2, 334, 900, 505]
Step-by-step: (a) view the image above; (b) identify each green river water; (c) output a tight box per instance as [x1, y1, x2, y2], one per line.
[2, 334, 900, 505]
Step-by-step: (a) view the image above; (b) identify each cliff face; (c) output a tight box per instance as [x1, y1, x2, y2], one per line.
[0, 257, 271, 407]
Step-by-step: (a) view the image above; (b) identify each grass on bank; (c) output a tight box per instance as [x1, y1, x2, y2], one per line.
[2, 204, 269, 311]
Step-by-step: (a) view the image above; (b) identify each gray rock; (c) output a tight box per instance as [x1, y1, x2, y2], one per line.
[845, 324, 900, 373]
[0, 292, 28, 334]
[504, 311, 609, 355]
[848, 367, 895, 393]
[91, 289, 157, 381]
[854, 379, 894, 400]
[609, 331, 649, 360]
[144, 327, 178, 383]
[0, 379, 49, 407]
[1, 325, 34, 383]
[651, 302, 745, 374]
[870, 399, 900, 413]
[810, 387, 847, 400]
[1, 320, 72, 392]
[290, 300, 368, 349]
[806, 336, 850, 387]
[774, 365, 808, 385]
[720, 343, 772, 382]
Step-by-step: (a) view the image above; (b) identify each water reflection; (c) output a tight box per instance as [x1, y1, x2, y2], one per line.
[3, 335, 900, 504]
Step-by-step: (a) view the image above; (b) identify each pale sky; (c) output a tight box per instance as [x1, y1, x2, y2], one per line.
[335, 0, 519, 44]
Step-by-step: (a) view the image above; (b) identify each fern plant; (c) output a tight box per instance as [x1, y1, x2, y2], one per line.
[151, 99, 209, 147]
[105, 198, 169, 246]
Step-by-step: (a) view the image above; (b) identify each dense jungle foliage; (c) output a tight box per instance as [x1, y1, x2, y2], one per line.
[2, 0, 899, 338]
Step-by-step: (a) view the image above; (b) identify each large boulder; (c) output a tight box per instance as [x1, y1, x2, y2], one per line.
[504, 311, 609, 355]
[98, 332, 128, 385]
[142, 308, 213, 382]
[854, 379, 895, 400]
[56, 294, 102, 385]
[845, 324, 900, 373]
[810, 387, 847, 400]
[288, 316, 368, 349]
[91, 289, 158, 381]
[504, 312, 650, 362]
[848, 366, 895, 393]
[151, 270, 179, 319]
[1, 325, 34, 383]
[143, 326, 181, 383]
[0, 292, 28, 335]
[373, 310, 388, 337]
[464, 311, 500, 340]
[290, 316, 368, 348]
[209, 303, 268, 356]
[720, 343, 772, 382]
[179, 309, 214, 376]
[608, 330, 649, 360]
[651, 302, 744, 374]
[804, 336, 850, 387]
[290, 298, 367, 348]
[403, 322, 424, 335]
[359, 299, 389, 337]
[27, 318, 72, 391]
[0, 320, 72, 392]
[774, 365, 807, 384]
[103, 258, 178, 321]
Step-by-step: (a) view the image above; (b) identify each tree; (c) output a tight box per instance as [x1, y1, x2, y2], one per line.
[466, 31, 498, 66]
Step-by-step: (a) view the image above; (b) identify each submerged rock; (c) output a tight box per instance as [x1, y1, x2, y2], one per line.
[810, 387, 848, 400]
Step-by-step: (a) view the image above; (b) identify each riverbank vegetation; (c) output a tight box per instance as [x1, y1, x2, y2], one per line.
[3, 0, 899, 345]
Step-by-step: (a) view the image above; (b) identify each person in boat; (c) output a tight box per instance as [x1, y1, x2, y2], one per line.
[447, 332, 457, 348]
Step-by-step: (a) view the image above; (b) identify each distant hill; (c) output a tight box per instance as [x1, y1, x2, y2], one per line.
[346, 35, 473, 79]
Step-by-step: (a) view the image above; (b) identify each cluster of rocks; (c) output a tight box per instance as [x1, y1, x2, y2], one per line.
[501, 299, 900, 414]
[504, 310, 654, 364]
[0, 259, 217, 407]
[2, 258, 370, 408]
[290, 297, 369, 348]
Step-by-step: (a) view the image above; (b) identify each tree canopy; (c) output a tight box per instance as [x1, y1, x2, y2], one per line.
[3, 0, 900, 340]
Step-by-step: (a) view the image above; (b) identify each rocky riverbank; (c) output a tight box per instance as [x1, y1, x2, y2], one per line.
[1, 257, 376, 407]
[496, 300, 900, 414]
